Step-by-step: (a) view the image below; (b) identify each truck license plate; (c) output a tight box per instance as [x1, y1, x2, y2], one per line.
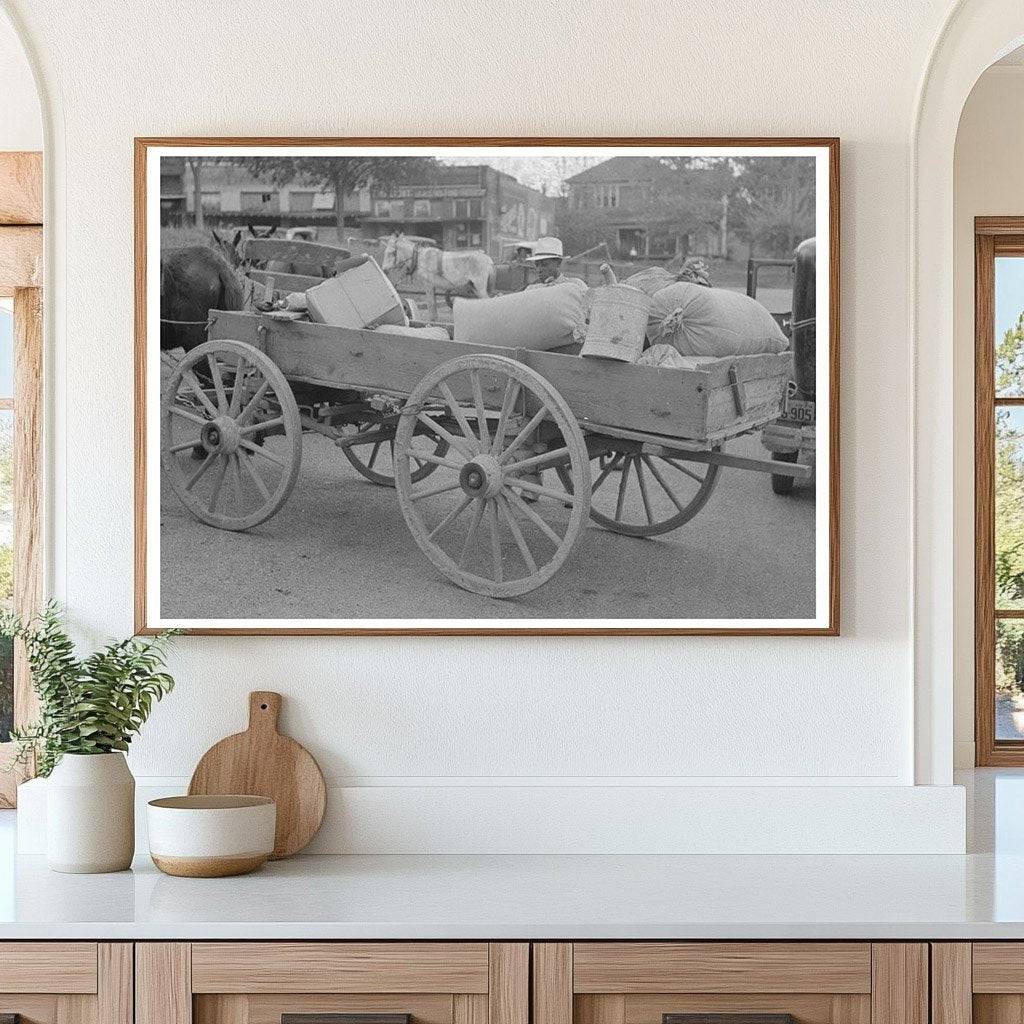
[784, 398, 816, 425]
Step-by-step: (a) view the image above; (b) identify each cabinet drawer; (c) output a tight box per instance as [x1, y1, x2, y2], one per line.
[191, 942, 490, 993]
[534, 943, 925, 1024]
[572, 944, 872, 994]
[139, 942, 528, 1024]
[0, 942, 98, 993]
[0, 942, 130, 1024]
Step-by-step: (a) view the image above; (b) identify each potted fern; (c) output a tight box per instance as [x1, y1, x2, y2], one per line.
[3, 604, 177, 873]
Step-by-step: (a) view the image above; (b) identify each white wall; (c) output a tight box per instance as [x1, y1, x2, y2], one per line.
[0, 0, 974, 851]
[952, 65, 1024, 767]
[0, 7, 40, 150]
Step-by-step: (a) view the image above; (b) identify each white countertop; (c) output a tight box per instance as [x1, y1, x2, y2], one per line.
[1, 848, 1024, 940]
[1, 769, 1021, 941]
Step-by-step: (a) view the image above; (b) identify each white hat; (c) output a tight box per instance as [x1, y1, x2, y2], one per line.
[526, 236, 564, 261]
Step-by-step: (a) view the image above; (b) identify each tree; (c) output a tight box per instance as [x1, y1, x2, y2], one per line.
[227, 156, 437, 238]
[995, 312, 1024, 618]
[730, 157, 816, 256]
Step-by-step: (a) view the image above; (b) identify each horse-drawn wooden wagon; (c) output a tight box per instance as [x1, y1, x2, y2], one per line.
[161, 309, 808, 598]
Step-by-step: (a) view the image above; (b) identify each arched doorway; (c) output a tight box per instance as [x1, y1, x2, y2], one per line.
[914, 0, 1024, 784]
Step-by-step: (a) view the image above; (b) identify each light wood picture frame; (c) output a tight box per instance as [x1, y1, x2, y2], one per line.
[136, 137, 840, 636]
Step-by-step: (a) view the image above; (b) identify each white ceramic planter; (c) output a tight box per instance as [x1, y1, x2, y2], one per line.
[46, 752, 135, 873]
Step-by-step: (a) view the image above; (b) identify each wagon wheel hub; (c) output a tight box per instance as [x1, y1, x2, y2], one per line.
[459, 454, 503, 499]
[200, 415, 242, 455]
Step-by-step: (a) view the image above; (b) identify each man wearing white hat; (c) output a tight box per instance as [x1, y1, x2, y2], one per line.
[525, 237, 586, 290]
[526, 237, 617, 288]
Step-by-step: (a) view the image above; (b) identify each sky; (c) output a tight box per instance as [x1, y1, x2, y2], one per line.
[440, 155, 606, 195]
[996, 256, 1024, 339]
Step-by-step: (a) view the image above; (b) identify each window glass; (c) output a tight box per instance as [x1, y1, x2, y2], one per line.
[997, 619, 1024, 740]
[997, 406, 1024, 609]
[996, 256, 1024, 396]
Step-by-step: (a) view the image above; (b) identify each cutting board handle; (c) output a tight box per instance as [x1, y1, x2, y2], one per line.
[248, 691, 282, 734]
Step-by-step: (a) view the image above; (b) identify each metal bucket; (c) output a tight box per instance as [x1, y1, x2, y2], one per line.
[581, 284, 650, 362]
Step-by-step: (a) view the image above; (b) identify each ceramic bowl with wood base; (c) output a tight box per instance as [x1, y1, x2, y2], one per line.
[147, 795, 276, 877]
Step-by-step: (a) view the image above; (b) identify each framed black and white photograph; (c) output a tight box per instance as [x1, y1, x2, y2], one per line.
[135, 138, 839, 635]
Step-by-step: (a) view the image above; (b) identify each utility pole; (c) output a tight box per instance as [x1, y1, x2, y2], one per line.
[187, 158, 204, 231]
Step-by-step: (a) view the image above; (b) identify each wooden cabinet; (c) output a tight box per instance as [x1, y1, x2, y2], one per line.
[0, 942, 132, 1024]
[931, 943, 1024, 1024]
[136, 943, 528, 1024]
[532, 943, 928, 1024]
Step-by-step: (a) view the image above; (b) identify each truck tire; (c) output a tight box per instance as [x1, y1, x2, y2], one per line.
[771, 450, 799, 496]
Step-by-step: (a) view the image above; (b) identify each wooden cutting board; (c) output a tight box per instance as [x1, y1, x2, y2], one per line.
[188, 691, 326, 859]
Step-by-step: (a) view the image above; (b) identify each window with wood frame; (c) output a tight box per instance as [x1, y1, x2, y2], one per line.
[0, 151, 43, 805]
[975, 218, 1024, 765]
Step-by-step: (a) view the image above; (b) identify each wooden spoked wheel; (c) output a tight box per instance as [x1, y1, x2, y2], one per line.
[559, 447, 721, 537]
[393, 354, 591, 598]
[161, 339, 302, 531]
[342, 413, 449, 488]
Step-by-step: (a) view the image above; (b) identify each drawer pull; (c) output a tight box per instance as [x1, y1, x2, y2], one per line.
[283, 1016, 411, 1024]
[665, 1016, 796, 1024]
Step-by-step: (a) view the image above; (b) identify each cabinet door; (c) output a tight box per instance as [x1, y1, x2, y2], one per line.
[0, 942, 132, 1024]
[534, 943, 927, 1024]
[936, 943, 1024, 1024]
[137, 943, 528, 1024]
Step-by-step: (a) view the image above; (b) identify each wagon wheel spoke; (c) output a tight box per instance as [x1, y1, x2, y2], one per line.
[239, 416, 284, 437]
[230, 452, 246, 512]
[660, 455, 706, 484]
[437, 380, 480, 453]
[505, 477, 574, 503]
[168, 435, 203, 454]
[409, 450, 465, 471]
[182, 370, 220, 419]
[590, 453, 623, 495]
[416, 411, 475, 458]
[236, 378, 273, 427]
[227, 359, 250, 416]
[185, 452, 218, 491]
[168, 404, 207, 426]
[409, 479, 465, 502]
[207, 354, 229, 413]
[471, 370, 491, 451]
[489, 380, 521, 455]
[504, 446, 571, 476]
[238, 449, 271, 502]
[208, 456, 230, 512]
[498, 495, 537, 574]
[458, 499, 488, 569]
[497, 405, 548, 465]
[428, 494, 475, 540]
[239, 438, 286, 467]
[614, 456, 633, 521]
[367, 442, 382, 470]
[641, 454, 686, 514]
[634, 457, 654, 525]
[504, 487, 563, 547]
[487, 500, 504, 583]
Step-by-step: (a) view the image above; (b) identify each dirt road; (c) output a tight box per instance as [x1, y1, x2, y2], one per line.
[159, 429, 816, 623]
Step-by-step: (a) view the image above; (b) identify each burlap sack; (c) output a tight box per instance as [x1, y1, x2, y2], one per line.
[453, 282, 586, 350]
[650, 282, 789, 357]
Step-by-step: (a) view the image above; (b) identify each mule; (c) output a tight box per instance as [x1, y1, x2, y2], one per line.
[379, 232, 494, 319]
[160, 244, 245, 353]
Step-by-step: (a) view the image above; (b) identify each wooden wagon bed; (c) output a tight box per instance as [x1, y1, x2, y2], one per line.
[207, 310, 792, 445]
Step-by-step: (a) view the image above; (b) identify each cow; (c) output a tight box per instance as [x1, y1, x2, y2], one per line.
[379, 232, 494, 320]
